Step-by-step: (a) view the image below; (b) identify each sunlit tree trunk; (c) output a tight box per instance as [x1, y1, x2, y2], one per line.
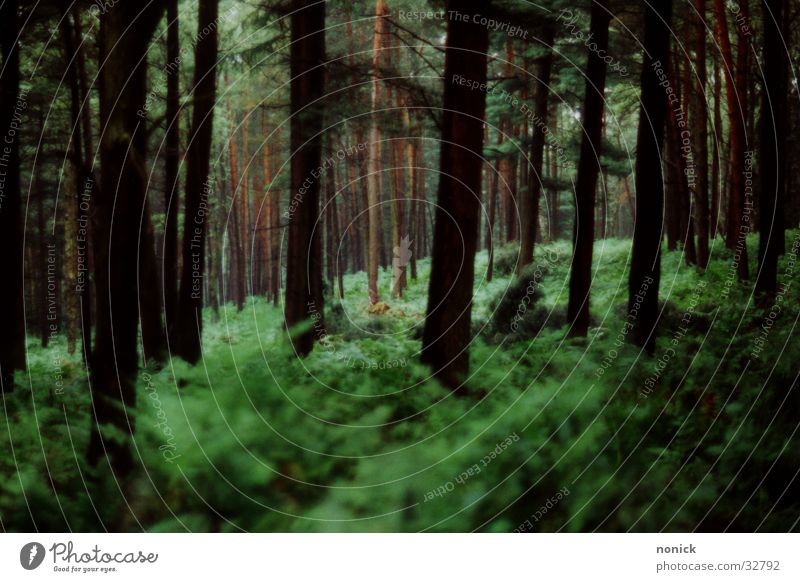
[366, 0, 388, 305]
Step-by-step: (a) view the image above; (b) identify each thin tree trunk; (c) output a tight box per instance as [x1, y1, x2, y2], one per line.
[567, 0, 611, 337]
[519, 25, 554, 270]
[227, 95, 244, 309]
[711, 52, 722, 238]
[60, 6, 83, 355]
[241, 96, 251, 302]
[408, 115, 418, 281]
[271, 126, 282, 305]
[713, 0, 748, 279]
[139, 203, 166, 364]
[391, 96, 407, 298]
[164, 0, 180, 342]
[175, 0, 219, 363]
[692, 0, 710, 267]
[73, 7, 95, 362]
[486, 158, 499, 282]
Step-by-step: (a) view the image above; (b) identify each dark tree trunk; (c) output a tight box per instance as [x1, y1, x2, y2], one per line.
[566, 0, 611, 337]
[175, 0, 219, 363]
[408, 130, 418, 281]
[486, 159, 499, 282]
[519, 25, 554, 271]
[0, 0, 24, 392]
[164, 0, 180, 344]
[713, 0, 748, 279]
[666, 60, 696, 265]
[710, 52, 722, 239]
[88, 0, 166, 473]
[284, 0, 326, 356]
[421, 4, 489, 388]
[73, 7, 95, 363]
[60, 6, 83, 355]
[628, 0, 672, 353]
[756, 0, 788, 296]
[270, 127, 282, 305]
[139, 204, 166, 364]
[692, 0, 710, 268]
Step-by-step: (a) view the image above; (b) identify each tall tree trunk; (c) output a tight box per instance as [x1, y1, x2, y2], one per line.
[139, 204, 166, 364]
[667, 59, 696, 265]
[366, 0, 388, 305]
[88, 0, 166, 472]
[710, 52, 722, 239]
[628, 0, 673, 353]
[566, 0, 611, 337]
[486, 158, 499, 282]
[175, 0, 219, 363]
[226, 95, 244, 309]
[519, 25, 554, 271]
[692, 0, 710, 267]
[407, 115, 418, 281]
[421, 4, 488, 388]
[284, 0, 326, 355]
[329, 162, 344, 300]
[60, 6, 83, 356]
[270, 126, 282, 305]
[240, 97, 251, 303]
[73, 7, 95, 362]
[261, 109, 271, 298]
[0, 0, 24, 392]
[756, 0, 787, 296]
[391, 92, 408, 298]
[713, 0, 748, 279]
[164, 0, 180, 343]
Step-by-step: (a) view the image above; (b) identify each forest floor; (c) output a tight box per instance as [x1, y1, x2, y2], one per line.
[3, 233, 800, 532]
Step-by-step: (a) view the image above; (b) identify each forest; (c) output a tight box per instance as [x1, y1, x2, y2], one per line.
[0, 0, 799, 532]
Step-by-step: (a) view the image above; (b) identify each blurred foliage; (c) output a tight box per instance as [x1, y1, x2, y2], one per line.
[3, 232, 799, 532]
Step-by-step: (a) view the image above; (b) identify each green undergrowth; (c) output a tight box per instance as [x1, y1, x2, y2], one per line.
[2, 232, 799, 532]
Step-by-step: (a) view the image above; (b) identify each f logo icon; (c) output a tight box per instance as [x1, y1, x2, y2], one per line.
[20, 542, 45, 570]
